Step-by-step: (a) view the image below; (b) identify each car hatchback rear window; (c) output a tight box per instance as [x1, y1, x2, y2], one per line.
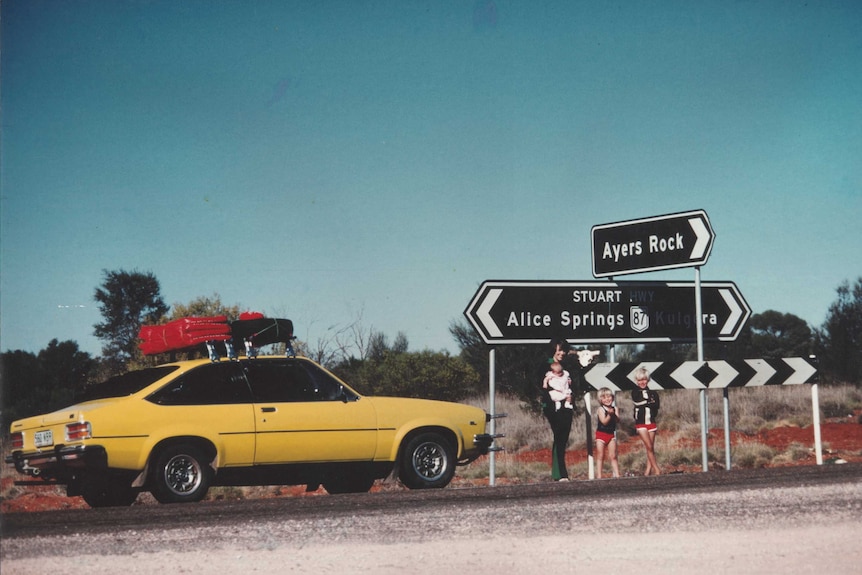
[79, 366, 180, 402]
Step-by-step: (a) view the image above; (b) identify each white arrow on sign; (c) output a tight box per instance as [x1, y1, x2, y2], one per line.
[689, 216, 711, 260]
[584, 363, 620, 391]
[669, 362, 708, 389]
[704, 361, 740, 388]
[476, 288, 503, 337]
[744, 359, 777, 386]
[719, 288, 745, 336]
[783, 357, 818, 384]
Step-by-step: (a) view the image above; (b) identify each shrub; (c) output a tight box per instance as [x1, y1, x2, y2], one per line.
[663, 447, 704, 467]
[735, 415, 767, 435]
[732, 442, 776, 468]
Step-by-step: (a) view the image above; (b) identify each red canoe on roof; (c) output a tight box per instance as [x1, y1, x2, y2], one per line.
[138, 316, 231, 355]
[138, 314, 295, 356]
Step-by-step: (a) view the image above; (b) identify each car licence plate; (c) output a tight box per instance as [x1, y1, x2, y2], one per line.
[34, 430, 53, 448]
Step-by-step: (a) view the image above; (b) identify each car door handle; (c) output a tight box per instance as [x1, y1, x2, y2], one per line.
[260, 407, 276, 413]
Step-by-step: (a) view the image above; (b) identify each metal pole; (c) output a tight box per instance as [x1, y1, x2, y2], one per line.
[812, 383, 823, 465]
[695, 266, 709, 472]
[585, 389, 594, 480]
[609, 345, 618, 478]
[723, 388, 731, 469]
[489, 348, 496, 486]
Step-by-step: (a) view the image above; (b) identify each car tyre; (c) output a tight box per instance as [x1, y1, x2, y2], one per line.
[399, 432, 455, 489]
[150, 443, 213, 504]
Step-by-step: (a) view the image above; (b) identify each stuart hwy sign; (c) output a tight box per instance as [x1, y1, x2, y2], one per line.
[464, 280, 750, 345]
[592, 210, 715, 277]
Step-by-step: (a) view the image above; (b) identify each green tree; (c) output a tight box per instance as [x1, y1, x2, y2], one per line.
[747, 311, 812, 357]
[1, 340, 94, 424]
[1, 349, 42, 424]
[391, 332, 409, 353]
[816, 277, 862, 384]
[634, 342, 697, 363]
[449, 319, 489, 382]
[38, 339, 96, 409]
[334, 350, 480, 402]
[363, 330, 409, 361]
[366, 330, 389, 362]
[702, 311, 812, 361]
[449, 319, 557, 410]
[93, 269, 168, 371]
[168, 293, 242, 322]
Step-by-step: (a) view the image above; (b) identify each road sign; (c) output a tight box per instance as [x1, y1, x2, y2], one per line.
[582, 358, 817, 391]
[464, 280, 750, 345]
[591, 210, 715, 277]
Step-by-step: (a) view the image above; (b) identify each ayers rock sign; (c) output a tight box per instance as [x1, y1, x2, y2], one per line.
[592, 209, 715, 277]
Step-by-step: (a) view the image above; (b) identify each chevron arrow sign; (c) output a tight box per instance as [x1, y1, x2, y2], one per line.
[464, 280, 750, 345]
[582, 358, 818, 392]
[592, 210, 715, 277]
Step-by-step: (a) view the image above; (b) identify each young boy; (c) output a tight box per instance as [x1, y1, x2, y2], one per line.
[595, 387, 620, 478]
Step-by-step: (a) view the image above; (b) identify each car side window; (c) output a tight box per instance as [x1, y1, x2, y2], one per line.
[147, 363, 252, 406]
[301, 361, 354, 401]
[244, 360, 340, 403]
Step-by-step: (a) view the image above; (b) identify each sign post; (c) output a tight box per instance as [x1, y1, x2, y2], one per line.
[591, 210, 718, 471]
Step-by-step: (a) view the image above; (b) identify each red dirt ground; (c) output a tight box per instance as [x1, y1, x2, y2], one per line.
[510, 416, 862, 470]
[3, 415, 861, 513]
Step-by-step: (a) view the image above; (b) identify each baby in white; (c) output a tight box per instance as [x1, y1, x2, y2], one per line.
[543, 361, 573, 411]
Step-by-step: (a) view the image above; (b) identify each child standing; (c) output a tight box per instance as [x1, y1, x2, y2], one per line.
[632, 367, 661, 476]
[595, 387, 620, 478]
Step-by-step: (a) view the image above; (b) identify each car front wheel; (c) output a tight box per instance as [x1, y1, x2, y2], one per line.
[399, 432, 455, 489]
[150, 444, 213, 504]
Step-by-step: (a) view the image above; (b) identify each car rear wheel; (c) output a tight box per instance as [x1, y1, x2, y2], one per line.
[150, 444, 213, 504]
[399, 432, 455, 489]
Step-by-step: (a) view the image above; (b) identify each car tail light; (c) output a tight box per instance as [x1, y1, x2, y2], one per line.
[10, 432, 24, 450]
[65, 422, 92, 442]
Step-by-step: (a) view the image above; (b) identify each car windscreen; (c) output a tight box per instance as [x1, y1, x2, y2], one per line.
[78, 366, 180, 402]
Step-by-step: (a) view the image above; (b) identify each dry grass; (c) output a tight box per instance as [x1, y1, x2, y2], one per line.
[464, 383, 862, 479]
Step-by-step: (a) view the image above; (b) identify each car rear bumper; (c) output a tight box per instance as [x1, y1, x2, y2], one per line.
[5, 445, 108, 479]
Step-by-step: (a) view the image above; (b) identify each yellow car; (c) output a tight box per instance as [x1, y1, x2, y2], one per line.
[6, 356, 492, 507]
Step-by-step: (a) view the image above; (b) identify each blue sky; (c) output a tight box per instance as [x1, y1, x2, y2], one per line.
[1, 0, 860, 358]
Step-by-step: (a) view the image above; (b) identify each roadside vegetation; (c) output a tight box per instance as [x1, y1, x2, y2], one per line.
[1, 270, 861, 504]
[3, 383, 861, 506]
[458, 383, 862, 483]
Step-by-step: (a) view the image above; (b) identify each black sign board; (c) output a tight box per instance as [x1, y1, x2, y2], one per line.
[591, 210, 715, 277]
[464, 280, 750, 345]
